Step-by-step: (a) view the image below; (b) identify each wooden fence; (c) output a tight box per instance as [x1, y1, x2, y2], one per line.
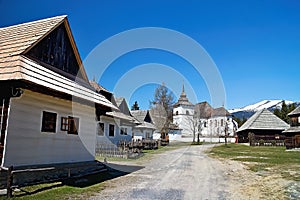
[95, 139, 159, 159]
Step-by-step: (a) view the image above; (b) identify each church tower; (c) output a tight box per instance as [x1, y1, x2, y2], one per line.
[173, 84, 195, 137]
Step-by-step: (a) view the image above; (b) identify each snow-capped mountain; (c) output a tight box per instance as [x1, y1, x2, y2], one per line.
[229, 100, 298, 119]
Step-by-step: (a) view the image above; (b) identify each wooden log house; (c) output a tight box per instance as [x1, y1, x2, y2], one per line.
[236, 109, 289, 145]
[283, 106, 300, 149]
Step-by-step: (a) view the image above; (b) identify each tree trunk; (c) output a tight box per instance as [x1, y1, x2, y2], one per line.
[193, 131, 195, 143]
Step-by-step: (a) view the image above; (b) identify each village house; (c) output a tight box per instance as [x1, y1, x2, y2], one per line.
[89, 81, 136, 146]
[130, 110, 156, 140]
[236, 109, 289, 145]
[173, 85, 236, 142]
[0, 16, 118, 169]
[283, 106, 300, 149]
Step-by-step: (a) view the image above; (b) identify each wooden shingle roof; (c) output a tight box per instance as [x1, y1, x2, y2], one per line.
[0, 16, 67, 59]
[115, 97, 124, 107]
[288, 106, 300, 116]
[212, 107, 231, 117]
[237, 109, 289, 132]
[131, 110, 156, 130]
[0, 16, 117, 109]
[131, 110, 149, 122]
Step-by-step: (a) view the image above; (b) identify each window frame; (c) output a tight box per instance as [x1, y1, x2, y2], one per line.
[97, 122, 105, 136]
[109, 124, 115, 137]
[41, 111, 57, 133]
[60, 116, 79, 135]
[120, 127, 128, 135]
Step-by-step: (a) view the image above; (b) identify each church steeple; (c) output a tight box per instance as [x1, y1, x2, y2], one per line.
[174, 83, 193, 107]
[181, 83, 186, 97]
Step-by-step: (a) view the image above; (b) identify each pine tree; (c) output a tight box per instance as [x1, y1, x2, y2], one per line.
[273, 101, 295, 123]
[281, 101, 289, 123]
[273, 108, 281, 119]
[131, 101, 140, 110]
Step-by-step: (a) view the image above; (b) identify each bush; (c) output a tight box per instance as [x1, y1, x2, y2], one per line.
[259, 139, 264, 146]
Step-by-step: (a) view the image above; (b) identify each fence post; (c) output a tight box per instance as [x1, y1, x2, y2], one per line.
[7, 166, 13, 198]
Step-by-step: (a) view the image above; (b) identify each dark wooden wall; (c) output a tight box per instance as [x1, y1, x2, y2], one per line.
[26, 24, 83, 80]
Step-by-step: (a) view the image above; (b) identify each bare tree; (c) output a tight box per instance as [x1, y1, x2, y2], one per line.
[188, 115, 198, 143]
[150, 83, 175, 142]
[188, 114, 202, 144]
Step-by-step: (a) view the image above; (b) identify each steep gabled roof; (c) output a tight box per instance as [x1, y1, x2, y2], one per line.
[212, 107, 231, 117]
[288, 106, 300, 117]
[0, 15, 66, 58]
[131, 110, 149, 123]
[115, 97, 124, 107]
[115, 97, 132, 116]
[194, 102, 213, 118]
[131, 110, 156, 130]
[237, 109, 289, 132]
[0, 15, 88, 82]
[0, 16, 116, 109]
[89, 80, 112, 94]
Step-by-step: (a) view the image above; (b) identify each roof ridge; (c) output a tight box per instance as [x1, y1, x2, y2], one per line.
[0, 15, 67, 30]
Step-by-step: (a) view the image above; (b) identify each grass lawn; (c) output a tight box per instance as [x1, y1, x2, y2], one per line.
[210, 144, 300, 181]
[0, 166, 128, 200]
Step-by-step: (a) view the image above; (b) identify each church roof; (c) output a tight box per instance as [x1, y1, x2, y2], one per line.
[173, 84, 193, 107]
[194, 102, 231, 118]
[212, 107, 231, 117]
[194, 102, 213, 118]
[237, 109, 289, 132]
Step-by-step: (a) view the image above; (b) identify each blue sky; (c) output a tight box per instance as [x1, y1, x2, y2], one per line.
[1, 0, 300, 109]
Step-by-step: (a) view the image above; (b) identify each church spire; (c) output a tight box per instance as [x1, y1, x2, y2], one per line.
[174, 83, 193, 107]
[181, 83, 186, 97]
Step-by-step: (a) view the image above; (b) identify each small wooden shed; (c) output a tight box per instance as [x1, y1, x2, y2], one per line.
[236, 109, 289, 145]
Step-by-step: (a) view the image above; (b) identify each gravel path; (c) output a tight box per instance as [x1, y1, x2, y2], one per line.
[91, 144, 231, 200]
[90, 144, 292, 200]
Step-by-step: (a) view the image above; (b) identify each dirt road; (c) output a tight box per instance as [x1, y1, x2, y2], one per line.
[91, 144, 288, 200]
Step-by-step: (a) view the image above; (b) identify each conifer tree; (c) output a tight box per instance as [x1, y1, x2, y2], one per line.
[131, 101, 140, 110]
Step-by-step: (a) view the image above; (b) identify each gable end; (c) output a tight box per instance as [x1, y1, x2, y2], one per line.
[25, 22, 85, 81]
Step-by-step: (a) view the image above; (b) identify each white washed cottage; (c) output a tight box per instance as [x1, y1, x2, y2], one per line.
[90, 81, 136, 146]
[0, 16, 117, 167]
[130, 110, 156, 140]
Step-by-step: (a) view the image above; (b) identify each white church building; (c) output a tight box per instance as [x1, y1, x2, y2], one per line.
[173, 85, 237, 142]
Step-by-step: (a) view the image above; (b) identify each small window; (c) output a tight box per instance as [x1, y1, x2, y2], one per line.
[146, 132, 150, 139]
[61, 117, 69, 131]
[186, 111, 189, 115]
[61, 116, 79, 135]
[41, 111, 57, 132]
[221, 119, 224, 126]
[175, 111, 179, 115]
[109, 124, 115, 137]
[120, 127, 127, 135]
[97, 123, 104, 136]
[204, 121, 207, 127]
